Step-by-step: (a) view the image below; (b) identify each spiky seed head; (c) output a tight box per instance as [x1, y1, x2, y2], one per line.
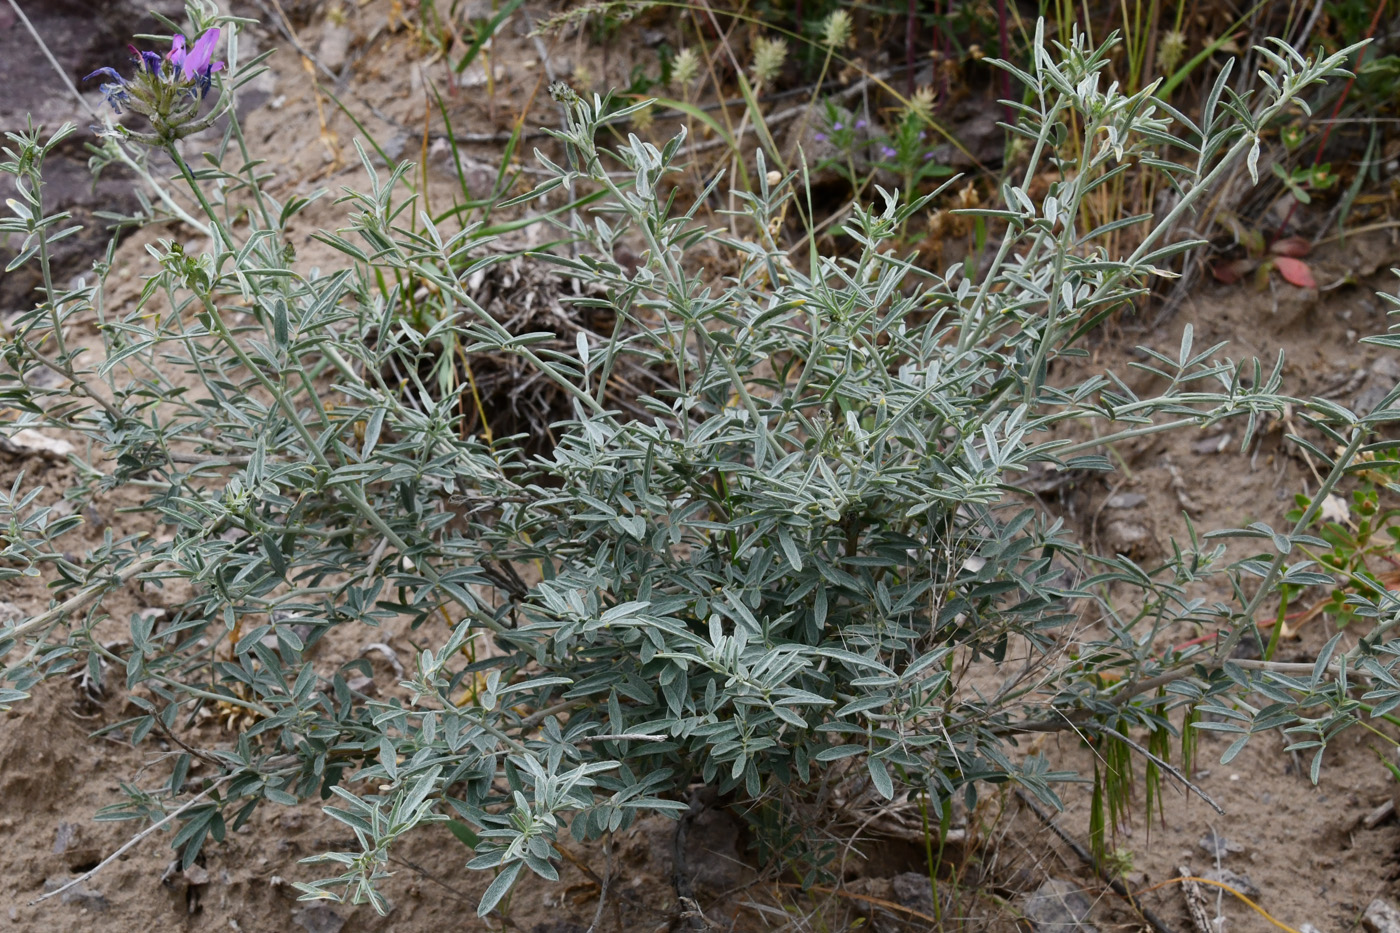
[750, 36, 788, 86]
[1158, 30, 1188, 75]
[905, 85, 937, 123]
[821, 10, 853, 49]
[671, 47, 701, 88]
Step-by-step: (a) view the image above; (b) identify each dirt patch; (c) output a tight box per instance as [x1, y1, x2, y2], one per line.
[1030, 232, 1400, 932]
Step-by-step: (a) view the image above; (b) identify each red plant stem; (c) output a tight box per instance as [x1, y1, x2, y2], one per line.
[908, 0, 917, 98]
[1276, 0, 1387, 235]
[935, 0, 949, 108]
[997, 0, 1012, 120]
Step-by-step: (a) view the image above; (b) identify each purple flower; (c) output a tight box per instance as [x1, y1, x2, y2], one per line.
[85, 66, 125, 84]
[813, 132, 827, 142]
[832, 121, 843, 131]
[879, 146, 897, 159]
[855, 118, 868, 129]
[169, 28, 225, 96]
[84, 66, 129, 113]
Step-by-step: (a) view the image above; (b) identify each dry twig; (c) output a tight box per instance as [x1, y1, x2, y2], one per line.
[32, 776, 232, 906]
[1180, 865, 1217, 933]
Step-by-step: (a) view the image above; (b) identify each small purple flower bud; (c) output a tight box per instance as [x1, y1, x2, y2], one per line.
[129, 45, 164, 73]
[855, 118, 867, 129]
[880, 146, 897, 159]
[923, 150, 935, 160]
[832, 122, 843, 130]
[813, 132, 827, 142]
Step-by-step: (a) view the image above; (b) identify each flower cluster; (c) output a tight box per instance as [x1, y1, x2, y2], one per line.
[810, 98, 952, 193]
[812, 117, 867, 145]
[877, 110, 952, 188]
[84, 27, 225, 145]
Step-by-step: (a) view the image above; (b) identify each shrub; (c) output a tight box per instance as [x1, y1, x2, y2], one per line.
[1, 6, 1392, 915]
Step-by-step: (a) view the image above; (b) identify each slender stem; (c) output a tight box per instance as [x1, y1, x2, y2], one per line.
[1046, 417, 1200, 458]
[112, 143, 212, 235]
[23, 344, 125, 426]
[577, 124, 775, 464]
[88, 640, 277, 717]
[1023, 122, 1094, 405]
[958, 69, 1063, 355]
[31, 775, 233, 905]
[1111, 653, 1381, 706]
[4, 0, 101, 121]
[225, 96, 276, 232]
[1216, 428, 1364, 658]
[168, 144, 237, 252]
[2, 558, 162, 647]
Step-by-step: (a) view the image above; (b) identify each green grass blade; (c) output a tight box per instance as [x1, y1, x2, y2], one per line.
[454, 0, 525, 74]
[1158, 0, 1271, 99]
[646, 95, 737, 152]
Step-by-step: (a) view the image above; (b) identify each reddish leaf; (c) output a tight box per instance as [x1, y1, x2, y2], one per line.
[1210, 258, 1256, 284]
[1274, 255, 1317, 288]
[1270, 236, 1312, 258]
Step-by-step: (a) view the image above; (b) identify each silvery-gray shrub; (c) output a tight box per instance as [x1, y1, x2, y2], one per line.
[1, 9, 1394, 915]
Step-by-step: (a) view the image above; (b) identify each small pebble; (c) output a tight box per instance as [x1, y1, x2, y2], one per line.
[1199, 829, 1244, 858]
[1364, 899, 1400, 933]
[1203, 867, 1260, 899]
[1021, 879, 1098, 933]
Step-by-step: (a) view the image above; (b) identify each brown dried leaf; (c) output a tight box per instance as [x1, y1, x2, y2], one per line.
[1211, 258, 1256, 284]
[1270, 236, 1313, 258]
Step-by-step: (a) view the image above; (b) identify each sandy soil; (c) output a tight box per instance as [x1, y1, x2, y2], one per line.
[1010, 230, 1400, 933]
